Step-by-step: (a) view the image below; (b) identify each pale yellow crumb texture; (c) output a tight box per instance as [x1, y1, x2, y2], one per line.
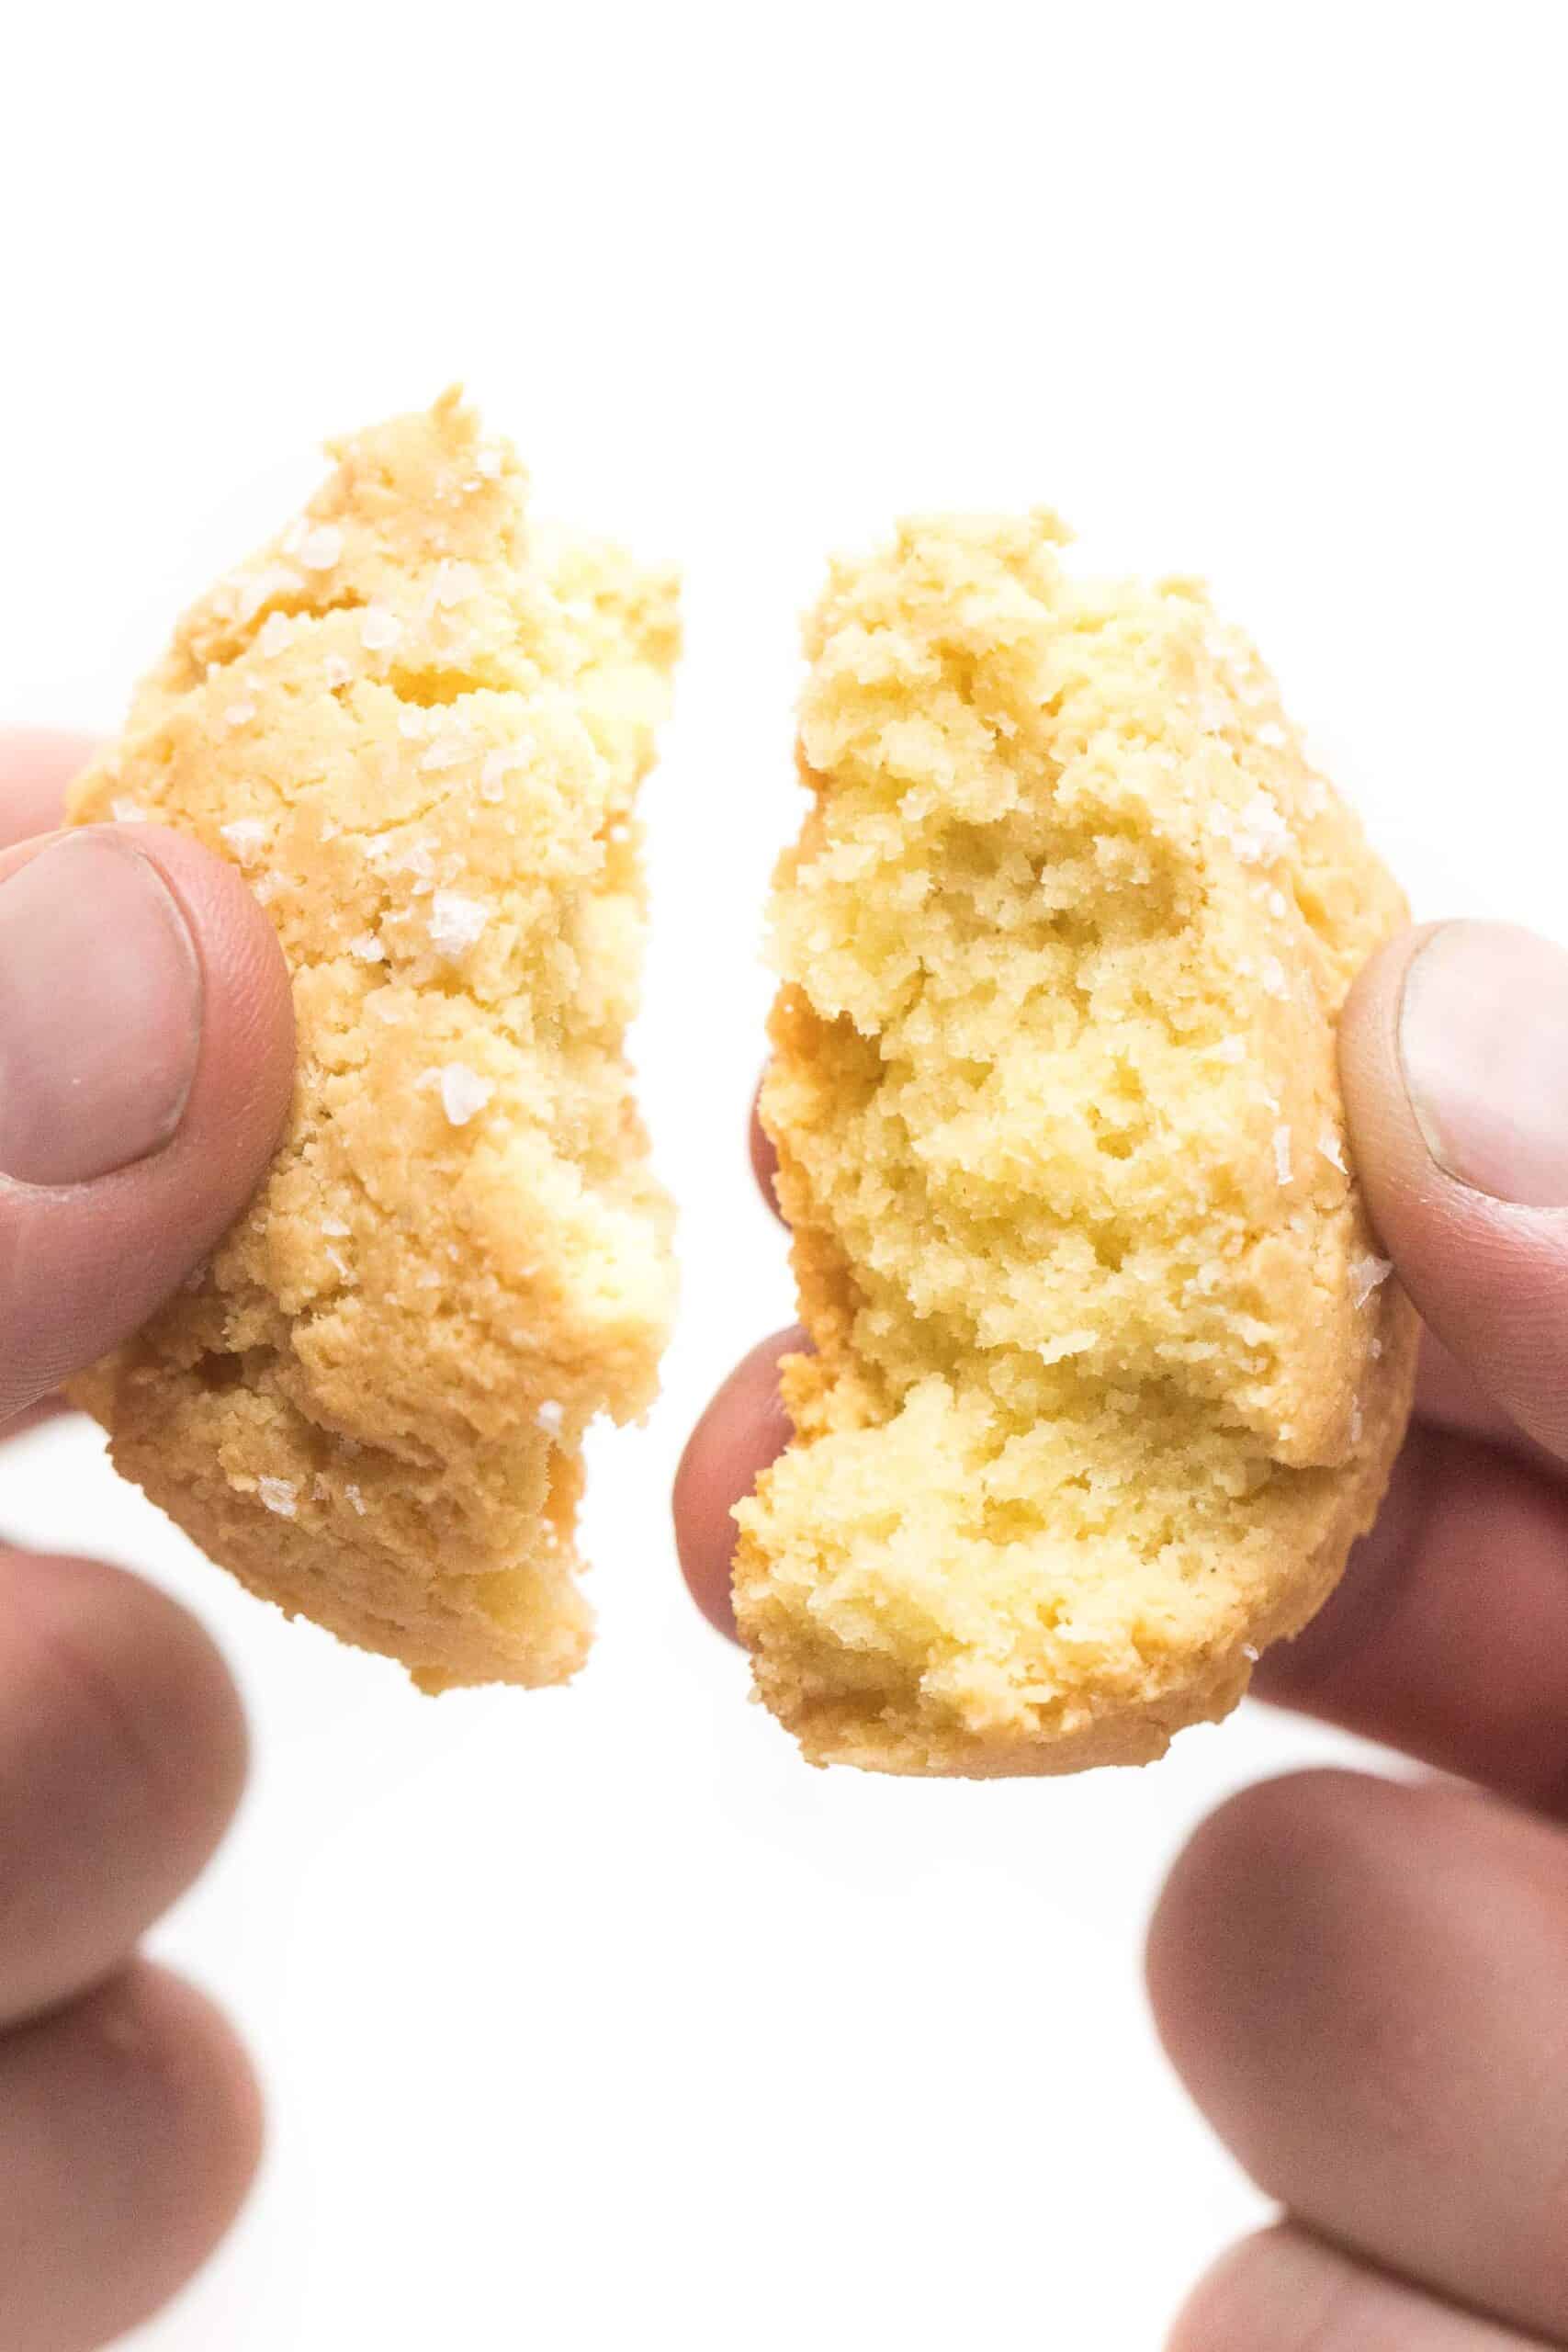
[736, 512, 1417, 1776]
[69, 391, 679, 1690]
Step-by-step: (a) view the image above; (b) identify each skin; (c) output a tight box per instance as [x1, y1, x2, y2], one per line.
[674, 968, 1568, 2346]
[0, 733, 292, 2350]
[12, 712, 1568, 2345]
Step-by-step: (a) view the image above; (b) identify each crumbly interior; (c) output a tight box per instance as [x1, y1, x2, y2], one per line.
[735, 514, 1417, 1775]
[69, 391, 679, 1690]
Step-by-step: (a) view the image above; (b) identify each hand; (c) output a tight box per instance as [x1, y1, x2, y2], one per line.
[0, 733, 294, 2350]
[675, 920, 1568, 2348]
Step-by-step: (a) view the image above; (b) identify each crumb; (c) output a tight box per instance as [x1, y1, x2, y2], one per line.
[735, 509, 1417, 1776]
[65, 391, 680, 1692]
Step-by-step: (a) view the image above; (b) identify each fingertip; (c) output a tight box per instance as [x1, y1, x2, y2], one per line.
[113, 1962, 266, 2249]
[1341, 922, 1568, 1461]
[25, 1961, 264, 2344]
[674, 1330, 800, 1641]
[34, 1547, 252, 1856]
[750, 1083, 782, 1220]
[0, 826, 295, 1412]
[1145, 1768, 1366, 2088]
[0, 729, 98, 851]
[0, 1547, 248, 2020]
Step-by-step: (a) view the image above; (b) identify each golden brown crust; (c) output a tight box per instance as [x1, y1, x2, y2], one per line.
[68, 392, 679, 1690]
[735, 512, 1416, 1775]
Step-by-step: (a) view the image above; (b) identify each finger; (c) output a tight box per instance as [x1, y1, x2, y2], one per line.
[0, 1960, 261, 2352]
[0, 1546, 247, 2026]
[1251, 1424, 1568, 1810]
[750, 1083, 782, 1219]
[1415, 1327, 1561, 1478]
[0, 1397, 66, 1444]
[673, 1328, 799, 1638]
[0, 825, 294, 1419]
[0, 729, 96, 852]
[1171, 2223, 1553, 2351]
[1148, 1770, 1568, 2343]
[1341, 921, 1568, 1464]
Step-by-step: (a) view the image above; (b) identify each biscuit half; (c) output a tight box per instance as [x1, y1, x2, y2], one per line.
[735, 513, 1417, 1774]
[69, 392, 679, 1691]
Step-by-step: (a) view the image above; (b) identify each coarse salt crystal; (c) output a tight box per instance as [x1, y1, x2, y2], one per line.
[1242, 1643, 1260, 1663]
[321, 1216, 350, 1237]
[232, 562, 300, 622]
[220, 819, 267, 864]
[536, 1400, 565, 1435]
[295, 523, 344, 571]
[479, 743, 529, 800]
[348, 932, 385, 963]
[325, 1246, 350, 1279]
[436, 1064, 493, 1126]
[345, 1483, 367, 1515]
[256, 610, 296, 658]
[223, 700, 256, 729]
[253, 873, 284, 905]
[1259, 955, 1289, 999]
[419, 732, 469, 774]
[1349, 1253, 1393, 1309]
[257, 1476, 297, 1518]
[1272, 1125, 1292, 1184]
[362, 605, 403, 654]
[1212, 793, 1292, 866]
[1038, 1329, 1098, 1363]
[111, 797, 147, 823]
[1318, 1128, 1347, 1173]
[367, 833, 435, 881]
[431, 559, 478, 608]
[428, 889, 490, 957]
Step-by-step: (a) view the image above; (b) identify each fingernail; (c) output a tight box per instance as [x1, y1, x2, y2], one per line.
[0, 834, 202, 1186]
[1399, 921, 1568, 1207]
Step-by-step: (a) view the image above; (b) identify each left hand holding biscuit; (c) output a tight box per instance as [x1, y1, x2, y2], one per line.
[0, 731, 291, 2351]
[677, 921, 1568, 2347]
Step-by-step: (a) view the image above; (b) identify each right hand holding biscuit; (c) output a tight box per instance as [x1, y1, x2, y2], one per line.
[678, 920, 1568, 2348]
[0, 731, 292, 2350]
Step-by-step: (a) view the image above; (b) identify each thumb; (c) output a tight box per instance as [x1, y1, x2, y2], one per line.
[1341, 919, 1568, 1460]
[0, 826, 293, 1419]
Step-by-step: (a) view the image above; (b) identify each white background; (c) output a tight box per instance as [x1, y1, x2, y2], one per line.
[3, 3, 1565, 2344]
